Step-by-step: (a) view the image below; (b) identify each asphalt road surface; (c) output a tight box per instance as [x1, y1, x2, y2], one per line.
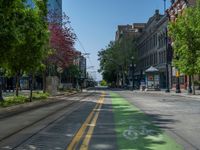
[116, 90, 200, 150]
[0, 88, 199, 150]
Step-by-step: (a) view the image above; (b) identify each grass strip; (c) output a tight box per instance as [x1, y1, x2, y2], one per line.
[110, 92, 182, 150]
[0, 92, 49, 107]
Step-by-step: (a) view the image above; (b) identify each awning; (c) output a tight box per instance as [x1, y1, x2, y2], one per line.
[145, 66, 159, 73]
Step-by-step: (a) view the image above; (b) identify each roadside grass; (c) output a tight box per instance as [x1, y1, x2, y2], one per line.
[58, 87, 81, 93]
[110, 92, 183, 150]
[0, 92, 49, 107]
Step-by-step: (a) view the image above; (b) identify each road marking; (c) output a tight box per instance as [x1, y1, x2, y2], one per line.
[80, 94, 105, 150]
[67, 92, 105, 150]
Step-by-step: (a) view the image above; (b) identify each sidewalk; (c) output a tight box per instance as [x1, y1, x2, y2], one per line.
[132, 89, 200, 100]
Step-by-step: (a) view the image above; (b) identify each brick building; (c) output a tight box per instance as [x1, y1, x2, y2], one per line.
[115, 23, 145, 41]
[136, 10, 172, 89]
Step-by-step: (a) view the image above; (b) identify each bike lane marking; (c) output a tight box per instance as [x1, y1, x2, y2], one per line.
[67, 92, 105, 150]
[110, 92, 183, 150]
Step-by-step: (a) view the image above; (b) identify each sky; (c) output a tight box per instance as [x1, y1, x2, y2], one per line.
[62, 0, 170, 81]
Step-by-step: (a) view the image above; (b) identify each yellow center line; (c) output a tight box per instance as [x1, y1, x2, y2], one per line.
[67, 92, 105, 150]
[80, 93, 105, 150]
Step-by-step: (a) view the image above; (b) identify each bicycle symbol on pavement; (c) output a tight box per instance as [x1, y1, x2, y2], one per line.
[123, 125, 158, 141]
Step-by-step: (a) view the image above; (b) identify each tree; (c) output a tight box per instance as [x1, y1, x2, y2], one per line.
[48, 12, 77, 69]
[0, 0, 23, 62]
[100, 80, 107, 86]
[98, 36, 137, 86]
[1, 0, 49, 100]
[0, 0, 26, 100]
[168, 0, 200, 94]
[26, 0, 49, 101]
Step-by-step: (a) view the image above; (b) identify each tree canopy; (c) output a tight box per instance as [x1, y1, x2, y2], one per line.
[0, 0, 49, 97]
[48, 12, 78, 69]
[98, 36, 137, 86]
[168, 0, 200, 94]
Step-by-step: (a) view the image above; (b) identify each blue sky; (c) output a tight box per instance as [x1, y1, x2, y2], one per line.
[62, 0, 170, 81]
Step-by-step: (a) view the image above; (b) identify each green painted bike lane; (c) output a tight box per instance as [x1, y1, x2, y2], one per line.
[110, 92, 183, 150]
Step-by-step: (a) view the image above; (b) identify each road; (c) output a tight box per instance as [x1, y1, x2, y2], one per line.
[0, 88, 199, 150]
[116, 90, 200, 150]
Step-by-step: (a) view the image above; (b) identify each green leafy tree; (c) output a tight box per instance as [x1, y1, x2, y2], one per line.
[0, 0, 23, 62]
[67, 64, 81, 87]
[168, 0, 200, 94]
[100, 80, 107, 86]
[98, 36, 136, 86]
[1, 0, 49, 100]
[0, 0, 26, 100]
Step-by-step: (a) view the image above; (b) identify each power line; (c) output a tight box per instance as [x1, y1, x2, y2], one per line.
[67, 22, 95, 68]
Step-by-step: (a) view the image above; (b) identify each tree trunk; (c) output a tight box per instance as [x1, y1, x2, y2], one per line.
[0, 81, 3, 101]
[122, 72, 125, 87]
[16, 72, 20, 97]
[198, 74, 200, 90]
[43, 70, 46, 93]
[30, 74, 34, 102]
[116, 73, 119, 88]
[191, 75, 196, 95]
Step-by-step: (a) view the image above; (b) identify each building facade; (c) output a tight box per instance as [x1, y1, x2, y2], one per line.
[47, 0, 62, 16]
[136, 10, 171, 89]
[115, 23, 145, 41]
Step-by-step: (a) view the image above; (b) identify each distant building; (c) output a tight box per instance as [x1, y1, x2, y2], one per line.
[26, 0, 62, 22]
[79, 56, 87, 80]
[115, 23, 145, 41]
[47, 0, 62, 16]
[73, 52, 87, 79]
